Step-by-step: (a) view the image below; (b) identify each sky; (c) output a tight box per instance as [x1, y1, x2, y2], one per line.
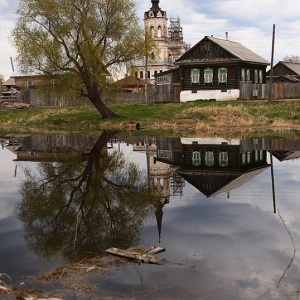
[1, 0, 300, 80]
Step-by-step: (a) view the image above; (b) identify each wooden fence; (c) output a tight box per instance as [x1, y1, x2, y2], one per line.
[5, 82, 300, 107]
[240, 82, 300, 100]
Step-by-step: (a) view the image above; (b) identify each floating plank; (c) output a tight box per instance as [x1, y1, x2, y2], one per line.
[105, 247, 167, 265]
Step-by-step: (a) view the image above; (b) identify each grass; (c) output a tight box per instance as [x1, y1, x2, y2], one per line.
[1, 100, 300, 136]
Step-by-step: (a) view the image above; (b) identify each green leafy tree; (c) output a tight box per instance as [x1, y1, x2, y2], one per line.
[12, 0, 147, 118]
[17, 131, 157, 262]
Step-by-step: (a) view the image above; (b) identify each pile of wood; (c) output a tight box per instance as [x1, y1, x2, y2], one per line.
[0, 100, 31, 110]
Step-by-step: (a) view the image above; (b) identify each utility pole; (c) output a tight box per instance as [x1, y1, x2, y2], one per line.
[269, 24, 275, 101]
[10, 57, 14, 72]
[145, 31, 149, 104]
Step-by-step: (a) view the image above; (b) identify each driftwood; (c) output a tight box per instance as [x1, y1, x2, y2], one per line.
[0, 101, 31, 110]
[105, 246, 168, 265]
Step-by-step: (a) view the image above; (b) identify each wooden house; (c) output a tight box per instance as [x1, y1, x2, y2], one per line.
[155, 137, 270, 198]
[175, 35, 270, 102]
[266, 61, 300, 83]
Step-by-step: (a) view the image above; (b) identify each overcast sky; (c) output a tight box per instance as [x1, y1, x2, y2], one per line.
[1, 0, 300, 80]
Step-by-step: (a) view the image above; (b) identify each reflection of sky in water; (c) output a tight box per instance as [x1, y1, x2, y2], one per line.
[0, 147, 56, 280]
[1, 140, 300, 298]
[140, 155, 300, 299]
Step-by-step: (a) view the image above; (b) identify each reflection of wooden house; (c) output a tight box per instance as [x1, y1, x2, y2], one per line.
[271, 151, 300, 162]
[156, 137, 270, 197]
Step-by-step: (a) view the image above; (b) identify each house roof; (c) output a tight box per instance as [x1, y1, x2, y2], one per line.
[114, 75, 149, 87]
[177, 166, 270, 198]
[176, 36, 270, 65]
[271, 61, 300, 75]
[2, 77, 16, 86]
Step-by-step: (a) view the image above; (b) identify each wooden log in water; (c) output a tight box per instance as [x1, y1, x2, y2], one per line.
[105, 246, 167, 265]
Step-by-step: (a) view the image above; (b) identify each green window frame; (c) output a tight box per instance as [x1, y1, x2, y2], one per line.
[205, 150, 214, 167]
[192, 150, 201, 166]
[219, 151, 228, 167]
[204, 68, 213, 84]
[191, 68, 200, 84]
[218, 67, 227, 84]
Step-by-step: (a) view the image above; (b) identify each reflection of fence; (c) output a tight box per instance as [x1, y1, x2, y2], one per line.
[240, 82, 300, 100]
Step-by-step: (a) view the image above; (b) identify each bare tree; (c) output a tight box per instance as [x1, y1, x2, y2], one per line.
[283, 55, 300, 63]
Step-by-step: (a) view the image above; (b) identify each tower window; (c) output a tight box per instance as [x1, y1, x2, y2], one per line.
[158, 26, 162, 37]
[150, 26, 154, 36]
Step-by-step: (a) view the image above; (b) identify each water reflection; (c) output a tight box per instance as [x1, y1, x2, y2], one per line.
[16, 131, 159, 262]
[2, 133, 300, 298]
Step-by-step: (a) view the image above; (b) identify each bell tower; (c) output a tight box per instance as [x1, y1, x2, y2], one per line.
[144, 0, 168, 63]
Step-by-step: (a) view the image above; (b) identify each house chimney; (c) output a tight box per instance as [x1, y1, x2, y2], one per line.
[226, 32, 228, 40]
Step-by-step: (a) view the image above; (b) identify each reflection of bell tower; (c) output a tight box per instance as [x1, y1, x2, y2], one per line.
[147, 152, 170, 243]
[144, 0, 169, 63]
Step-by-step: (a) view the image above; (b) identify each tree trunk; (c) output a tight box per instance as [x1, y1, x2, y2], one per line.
[90, 95, 119, 119]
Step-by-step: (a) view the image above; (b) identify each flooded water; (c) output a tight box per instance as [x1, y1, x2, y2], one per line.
[1, 132, 300, 299]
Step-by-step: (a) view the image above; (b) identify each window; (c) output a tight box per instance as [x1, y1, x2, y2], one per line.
[147, 71, 151, 79]
[135, 71, 138, 78]
[150, 26, 154, 36]
[254, 70, 258, 83]
[157, 26, 162, 37]
[246, 69, 250, 82]
[218, 68, 227, 84]
[219, 151, 228, 167]
[154, 70, 158, 76]
[259, 70, 263, 83]
[204, 42, 212, 51]
[205, 151, 214, 167]
[192, 151, 201, 166]
[241, 68, 245, 81]
[242, 152, 251, 165]
[255, 150, 264, 161]
[191, 68, 200, 84]
[204, 68, 213, 84]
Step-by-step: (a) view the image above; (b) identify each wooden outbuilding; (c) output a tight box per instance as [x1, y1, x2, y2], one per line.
[266, 61, 300, 83]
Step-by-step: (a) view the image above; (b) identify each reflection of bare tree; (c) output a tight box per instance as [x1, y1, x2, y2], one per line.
[18, 131, 156, 262]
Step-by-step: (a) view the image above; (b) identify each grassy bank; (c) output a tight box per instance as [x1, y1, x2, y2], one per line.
[1, 100, 300, 136]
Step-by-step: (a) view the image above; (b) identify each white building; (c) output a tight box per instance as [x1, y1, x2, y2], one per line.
[133, 0, 189, 84]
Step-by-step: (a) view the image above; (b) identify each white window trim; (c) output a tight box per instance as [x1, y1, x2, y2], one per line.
[191, 68, 200, 84]
[218, 68, 227, 84]
[204, 68, 213, 84]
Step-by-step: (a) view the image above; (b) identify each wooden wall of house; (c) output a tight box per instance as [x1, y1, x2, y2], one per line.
[181, 144, 241, 171]
[180, 64, 267, 91]
[181, 144, 268, 171]
[182, 41, 234, 61]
